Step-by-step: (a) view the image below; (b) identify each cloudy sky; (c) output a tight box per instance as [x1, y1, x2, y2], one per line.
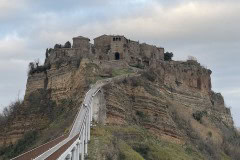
[0, 0, 239, 126]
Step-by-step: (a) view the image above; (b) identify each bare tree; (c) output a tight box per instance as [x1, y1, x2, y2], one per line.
[35, 59, 40, 67]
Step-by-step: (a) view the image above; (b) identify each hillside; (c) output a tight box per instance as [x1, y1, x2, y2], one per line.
[87, 60, 240, 160]
[0, 35, 240, 160]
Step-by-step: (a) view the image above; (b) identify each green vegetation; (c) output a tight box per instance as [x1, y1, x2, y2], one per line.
[136, 110, 151, 122]
[112, 68, 134, 77]
[141, 70, 157, 82]
[0, 131, 38, 159]
[0, 90, 78, 160]
[130, 63, 145, 69]
[28, 60, 50, 75]
[164, 52, 174, 61]
[88, 125, 205, 160]
[221, 152, 232, 160]
[192, 110, 207, 122]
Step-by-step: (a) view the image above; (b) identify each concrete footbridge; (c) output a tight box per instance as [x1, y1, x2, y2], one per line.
[11, 74, 139, 160]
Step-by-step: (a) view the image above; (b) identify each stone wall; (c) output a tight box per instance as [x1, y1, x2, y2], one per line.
[93, 35, 164, 65]
[72, 36, 90, 49]
[94, 35, 111, 48]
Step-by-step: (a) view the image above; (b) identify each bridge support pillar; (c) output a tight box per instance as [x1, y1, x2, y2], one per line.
[75, 143, 80, 160]
[81, 128, 85, 160]
[84, 121, 88, 155]
[88, 110, 91, 141]
[65, 153, 71, 160]
[71, 148, 75, 160]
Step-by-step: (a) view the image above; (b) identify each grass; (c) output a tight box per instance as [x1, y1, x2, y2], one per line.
[118, 140, 144, 160]
[112, 68, 134, 77]
[88, 125, 205, 160]
[221, 152, 232, 160]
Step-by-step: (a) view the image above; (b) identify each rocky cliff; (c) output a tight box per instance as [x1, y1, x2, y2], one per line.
[0, 39, 239, 160]
[88, 60, 238, 160]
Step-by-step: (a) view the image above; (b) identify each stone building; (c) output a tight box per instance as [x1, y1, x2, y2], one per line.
[92, 35, 164, 65]
[72, 36, 90, 49]
[46, 34, 165, 68]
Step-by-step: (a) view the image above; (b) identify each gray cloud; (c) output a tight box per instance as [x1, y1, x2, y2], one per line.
[0, 0, 239, 127]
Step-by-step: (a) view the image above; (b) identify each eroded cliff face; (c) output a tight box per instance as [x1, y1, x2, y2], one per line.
[0, 57, 101, 148]
[102, 60, 233, 135]
[88, 60, 236, 160]
[0, 48, 238, 159]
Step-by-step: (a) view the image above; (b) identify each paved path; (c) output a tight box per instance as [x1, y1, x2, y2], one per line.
[34, 82, 104, 160]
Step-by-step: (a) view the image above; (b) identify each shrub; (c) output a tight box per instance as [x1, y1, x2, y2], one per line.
[0, 99, 23, 127]
[192, 110, 207, 122]
[130, 77, 141, 87]
[164, 52, 173, 61]
[136, 111, 145, 118]
[133, 145, 150, 159]
[28, 60, 50, 75]
[130, 63, 145, 69]
[141, 70, 156, 82]
[208, 131, 212, 137]
[54, 44, 62, 49]
[0, 130, 38, 159]
[27, 89, 57, 121]
[63, 41, 71, 48]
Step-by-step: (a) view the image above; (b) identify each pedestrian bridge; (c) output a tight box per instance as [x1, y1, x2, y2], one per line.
[12, 82, 105, 160]
[12, 74, 138, 160]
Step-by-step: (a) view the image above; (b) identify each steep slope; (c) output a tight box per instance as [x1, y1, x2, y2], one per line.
[87, 60, 240, 160]
[0, 58, 104, 159]
[0, 47, 239, 160]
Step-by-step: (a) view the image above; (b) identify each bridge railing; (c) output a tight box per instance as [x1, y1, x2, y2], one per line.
[38, 86, 101, 160]
[12, 74, 136, 160]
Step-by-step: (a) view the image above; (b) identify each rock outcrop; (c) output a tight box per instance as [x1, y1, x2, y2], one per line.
[0, 35, 238, 160]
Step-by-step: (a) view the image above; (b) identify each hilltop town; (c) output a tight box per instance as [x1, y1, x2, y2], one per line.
[45, 35, 164, 68]
[0, 35, 239, 160]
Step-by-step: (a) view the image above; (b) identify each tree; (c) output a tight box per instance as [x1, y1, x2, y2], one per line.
[164, 52, 173, 61]
[54, 44, 62, 49]
[35, 59, 40, 67]
[63, 41, 71, 48]
[45, 48, 49, 58]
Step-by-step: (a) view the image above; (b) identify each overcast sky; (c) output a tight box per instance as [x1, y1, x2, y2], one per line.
[0, 0, 239, 127]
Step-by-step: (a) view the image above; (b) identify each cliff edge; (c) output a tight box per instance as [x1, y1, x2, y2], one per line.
[0, 35, 239, 160]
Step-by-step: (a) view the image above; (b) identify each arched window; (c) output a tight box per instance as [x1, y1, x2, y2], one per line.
[115, 52, 120, 60]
